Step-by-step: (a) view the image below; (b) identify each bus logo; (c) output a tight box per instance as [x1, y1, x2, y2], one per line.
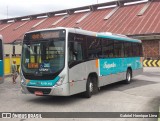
[103, 62, 116, 69]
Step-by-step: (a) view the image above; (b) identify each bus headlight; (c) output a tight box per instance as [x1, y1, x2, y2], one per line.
[20, 73, 27, 85]
[55, 77, 64, 86]
[21, 78, 26, 85]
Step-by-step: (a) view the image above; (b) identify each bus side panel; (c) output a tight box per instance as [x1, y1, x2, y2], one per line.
[132, 68, 143, 77]
[69, 62, 87, 95]
[98, 57, 143, 86]
[69, 60, 99, 95]
[124, 57, 143, 77]
[68, 57, 143, 95]
[99, 58, 125, 76]
[99, 73, 125, 87]
[124, 57, 143, 71]
[98, 58, 125, 86]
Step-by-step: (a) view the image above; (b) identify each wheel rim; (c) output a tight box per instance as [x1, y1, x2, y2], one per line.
[89, 81, 93, 93]
[127, 72, 131, 82]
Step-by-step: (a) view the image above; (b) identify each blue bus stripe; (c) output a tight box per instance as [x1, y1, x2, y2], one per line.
[0, 60, 4, 76]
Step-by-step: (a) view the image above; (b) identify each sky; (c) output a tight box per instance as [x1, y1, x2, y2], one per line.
[0, 0, 115, 19]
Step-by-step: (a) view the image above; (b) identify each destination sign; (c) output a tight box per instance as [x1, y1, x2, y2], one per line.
[28, 63, 39, 69]
[31, 31, 60, 40]
[24, 30, 66, 41]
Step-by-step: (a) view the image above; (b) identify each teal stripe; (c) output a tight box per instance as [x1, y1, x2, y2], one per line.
[0, 60, 4, 77]
[27, 76, 60, 87]
[99, 57, 142, 76]
[97, 34, 141, 43]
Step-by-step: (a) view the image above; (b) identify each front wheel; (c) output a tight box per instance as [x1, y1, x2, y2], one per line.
[84, 77, 94, 98]
[124, 69, 132, 84]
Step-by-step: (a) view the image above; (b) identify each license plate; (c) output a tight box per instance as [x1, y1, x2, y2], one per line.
[34, 91, 43, 96]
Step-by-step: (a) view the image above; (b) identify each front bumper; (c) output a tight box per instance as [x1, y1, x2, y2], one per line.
[21, 83, 70, 96]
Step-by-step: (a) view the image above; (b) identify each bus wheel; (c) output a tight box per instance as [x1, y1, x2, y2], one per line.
[124, 69, 132, 84]
[92, 76, 99, 94]
[84, 77, 93, 98]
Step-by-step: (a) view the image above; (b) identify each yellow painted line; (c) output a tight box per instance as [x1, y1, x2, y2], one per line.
[148, 60, 152, 67]
[143, 60, 148, 67]
[152, 60, 157, 67]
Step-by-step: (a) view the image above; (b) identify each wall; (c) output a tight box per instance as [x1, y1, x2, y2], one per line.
[4, 44, 21, 75]
[4, 44, 22, 55]
[142, 40, 160, 59]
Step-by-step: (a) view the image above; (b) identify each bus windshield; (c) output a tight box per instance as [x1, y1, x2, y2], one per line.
[21, 30, 65, 80]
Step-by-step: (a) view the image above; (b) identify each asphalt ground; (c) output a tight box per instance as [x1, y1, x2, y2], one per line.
[0, 67, 160, 121]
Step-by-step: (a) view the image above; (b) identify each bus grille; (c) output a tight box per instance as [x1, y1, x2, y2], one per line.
[27, 87, 51, 95]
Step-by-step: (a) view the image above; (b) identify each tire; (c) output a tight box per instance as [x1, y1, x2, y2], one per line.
[124, 69, 132, 84]
[92, 76, 99, 94]
[84, 77, 94, 98]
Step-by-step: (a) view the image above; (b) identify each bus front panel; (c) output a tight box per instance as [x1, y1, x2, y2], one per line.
[20, 29, 70, 96]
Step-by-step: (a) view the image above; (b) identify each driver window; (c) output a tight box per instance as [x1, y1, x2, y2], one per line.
[69, 42, 76, 61]
[75, 42, 82, 60]
[68, 42, 82, 62]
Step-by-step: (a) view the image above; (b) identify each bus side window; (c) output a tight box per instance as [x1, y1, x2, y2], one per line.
[68, 42, 83, 62]
[69, 42, 76, 61]
[102, 39, 114, 58]
[74, 42, 83, 60]
[114, 41, 124, 58]
[87, 37, 102, 59]
[124, 42, 133, 57]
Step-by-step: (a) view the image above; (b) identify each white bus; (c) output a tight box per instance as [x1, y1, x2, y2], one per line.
[20, 27, 143, 98]
[0, 35, 4, 84]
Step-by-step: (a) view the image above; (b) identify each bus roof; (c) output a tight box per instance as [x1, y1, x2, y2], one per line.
[96, 33, 141, 43]
[25, 27, 141, 43]
[25, 27, 97, 37]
